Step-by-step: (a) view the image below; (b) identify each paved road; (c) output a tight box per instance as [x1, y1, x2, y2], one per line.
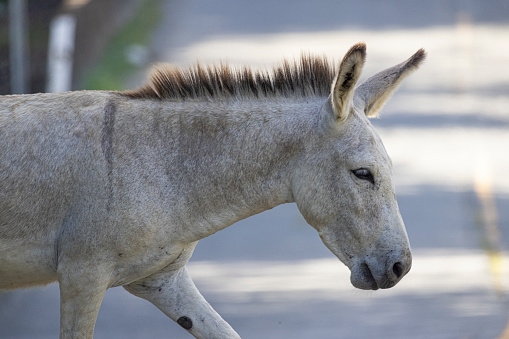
[2, 0, 509, 338]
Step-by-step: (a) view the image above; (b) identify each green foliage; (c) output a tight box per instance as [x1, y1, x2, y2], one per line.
[82, 0, 161, 90]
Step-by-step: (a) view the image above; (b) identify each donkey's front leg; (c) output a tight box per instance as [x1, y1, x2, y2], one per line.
[124, 266, 240, 339]
[58, 271, 109, 339]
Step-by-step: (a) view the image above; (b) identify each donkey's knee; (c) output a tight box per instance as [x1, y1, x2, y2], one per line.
[124, 267, 241, 339]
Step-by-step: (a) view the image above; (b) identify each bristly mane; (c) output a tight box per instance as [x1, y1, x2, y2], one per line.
[121, 54, 336, 100]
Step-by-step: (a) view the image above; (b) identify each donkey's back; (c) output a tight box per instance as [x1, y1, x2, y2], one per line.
[0, 91, 113, 289]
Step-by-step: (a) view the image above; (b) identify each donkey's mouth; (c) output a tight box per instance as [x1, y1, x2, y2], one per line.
[351, 262, 402, 290]
[351, 262, 379, 290]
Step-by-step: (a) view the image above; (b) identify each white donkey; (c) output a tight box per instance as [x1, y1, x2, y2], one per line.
[0, 43, 425, 338]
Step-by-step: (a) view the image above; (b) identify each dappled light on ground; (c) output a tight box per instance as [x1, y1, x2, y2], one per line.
[189, 250, 509, 297]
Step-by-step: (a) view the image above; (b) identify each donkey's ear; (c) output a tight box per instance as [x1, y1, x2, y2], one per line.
[330, 43, 366, 123]
[354, 49, 426, 117]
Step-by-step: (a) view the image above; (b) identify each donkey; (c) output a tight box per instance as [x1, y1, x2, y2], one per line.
[0, 43, 425, 338]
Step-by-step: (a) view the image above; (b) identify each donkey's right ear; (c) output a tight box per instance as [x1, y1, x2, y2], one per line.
[329, 43, 366, 123]
[354, 48, 426, 117]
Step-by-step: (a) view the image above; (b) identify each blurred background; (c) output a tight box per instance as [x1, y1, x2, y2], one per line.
[1, 0, 509, 338]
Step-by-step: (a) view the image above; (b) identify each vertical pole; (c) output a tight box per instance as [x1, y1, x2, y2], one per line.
[46, 14, 77, 93]
[8, 0, 30, 94]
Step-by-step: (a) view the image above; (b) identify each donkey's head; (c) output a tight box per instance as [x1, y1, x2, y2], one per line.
[293, 43, 425, 290]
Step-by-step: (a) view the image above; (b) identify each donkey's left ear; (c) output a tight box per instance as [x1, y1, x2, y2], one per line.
[354, 48, 426, 117]
[330, 43, 366, 123]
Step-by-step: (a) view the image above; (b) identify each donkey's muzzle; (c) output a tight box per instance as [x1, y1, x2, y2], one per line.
[351, 252, 412, 290]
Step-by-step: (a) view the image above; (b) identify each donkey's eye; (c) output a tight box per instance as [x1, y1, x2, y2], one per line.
[352, 168, 375, 184]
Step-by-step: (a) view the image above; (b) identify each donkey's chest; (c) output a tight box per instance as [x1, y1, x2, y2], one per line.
[110, 240, 197, 287]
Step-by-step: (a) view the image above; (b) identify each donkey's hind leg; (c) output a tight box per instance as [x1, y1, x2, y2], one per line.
[124, 266, 241, 339]
[58, 268, 110, 339]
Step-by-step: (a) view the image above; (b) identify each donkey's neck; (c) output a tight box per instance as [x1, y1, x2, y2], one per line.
[141, 98, 322, 241]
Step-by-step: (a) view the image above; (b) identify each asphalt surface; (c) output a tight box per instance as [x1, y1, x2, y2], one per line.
[2, 0, 509, 338]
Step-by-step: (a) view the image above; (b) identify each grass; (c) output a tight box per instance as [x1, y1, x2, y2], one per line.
[82, 0, 161, 90]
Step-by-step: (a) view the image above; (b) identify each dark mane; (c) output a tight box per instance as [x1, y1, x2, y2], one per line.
[121, 54, 336, 100]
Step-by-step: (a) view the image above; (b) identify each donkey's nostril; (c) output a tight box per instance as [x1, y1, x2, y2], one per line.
[392, 262, 404, 279]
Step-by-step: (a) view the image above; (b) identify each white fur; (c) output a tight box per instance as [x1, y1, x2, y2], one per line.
[0, 44, 424, 338]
